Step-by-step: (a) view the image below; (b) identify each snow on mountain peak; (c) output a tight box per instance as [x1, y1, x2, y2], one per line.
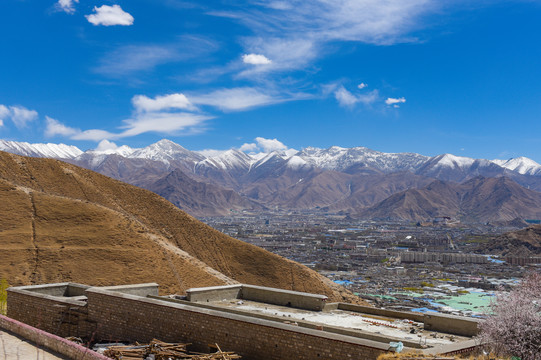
[90, 145, 137, 157]
[299, 145, 427, 172]
[492, 156, 541, 175]
[286, 155, 309, 169]
[0, 139, 83, 159]
[197, 148, 252, 170]
[129, 139, 205, 164]
[435, 154, 475, 168]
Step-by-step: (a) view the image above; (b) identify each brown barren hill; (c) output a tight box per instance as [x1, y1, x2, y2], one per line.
[0, 151, 357, 302]
[478, 224, 541, 256]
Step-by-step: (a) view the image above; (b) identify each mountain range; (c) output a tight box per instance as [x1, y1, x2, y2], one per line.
[2, 139, 541, 222]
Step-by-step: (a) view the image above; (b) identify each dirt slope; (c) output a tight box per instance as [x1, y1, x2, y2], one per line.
[0, 151, 356, 302]
[477, 224, 541, 256]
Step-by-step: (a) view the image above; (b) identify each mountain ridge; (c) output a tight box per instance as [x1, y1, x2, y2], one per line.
[2, 139, 541, 221]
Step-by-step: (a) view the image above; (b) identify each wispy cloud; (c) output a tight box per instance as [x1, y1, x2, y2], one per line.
[0, 105, 39, 129]
[85, 5, 134, 26]
[189, 87, 285, 112]
[45, 110, 210, 142]
[55, 0, 79, 14]
[94, 36, 218, 77]
[213, 0, 439, 75]
[239, 37, 318, 75]
[95, 45, 177, 76]
[43, 85, 298, 142]
[119, 112, 211, 138]
[132, 93, 195, 113]
[45, 116, 79, 137]
[333, 85, 379, 108]
[0, 105, 8, 127]
[72, 129, 118, 142]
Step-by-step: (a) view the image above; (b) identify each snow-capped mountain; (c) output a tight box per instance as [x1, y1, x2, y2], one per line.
[128, 139, 205, 164]
[492, 157, 541, 176]
[74, 145, 138, 168]
[414, 154, 507, 182]
[2, 137, 541, 220]
[196, 149, 252, 171]
[2, 138, 540, 180]
[0, 139, 83, 159]
[298, 146, 428, 173]
[3, 138, 541, 180]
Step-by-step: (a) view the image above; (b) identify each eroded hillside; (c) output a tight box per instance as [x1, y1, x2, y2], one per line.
[0, 151, 356, 302]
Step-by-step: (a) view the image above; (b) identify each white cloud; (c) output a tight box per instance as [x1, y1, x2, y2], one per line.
[71, 129, 117, 142]
[56, 0, 79, 14]
[45, 116, 79, 137]
[239, 137, 289, 153]
[334, 86, 359, 107]
[119, 112, 211, 138]
[85, 5, 134, 26]
[189, 87, 282, 112]
[95, 139, 120, 152]
[334, 86, 379, 107]
[40, 87, 294, 143]
[45, 111, 210, 142]
[8, 106, 38, 128]
[239, 142, 258, 152]
[240, 37, 318, 75]
[45, 117, 114, 141]
[385, 97, 406, 105]
[358, 83, 368, 89]
[213, 0, 440, 75]
[242, 53, 272, 65]
[255, 137, 288, 152]
[132, 93, 195, 113]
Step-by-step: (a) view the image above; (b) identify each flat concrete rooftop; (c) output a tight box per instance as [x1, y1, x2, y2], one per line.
[208, 299, 467, 347]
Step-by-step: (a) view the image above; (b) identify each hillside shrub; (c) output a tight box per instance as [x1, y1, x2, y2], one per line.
[0, 278, 8, 315]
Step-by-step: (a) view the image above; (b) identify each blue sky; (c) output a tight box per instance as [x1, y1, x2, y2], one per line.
[1, 0, 540, 161]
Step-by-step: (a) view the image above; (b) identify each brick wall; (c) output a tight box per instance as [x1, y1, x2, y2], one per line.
[86, 288, 387, 360]
[7, 288, 94, 338]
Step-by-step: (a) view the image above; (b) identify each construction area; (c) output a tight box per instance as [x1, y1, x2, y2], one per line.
[5, 283, 483, 359]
